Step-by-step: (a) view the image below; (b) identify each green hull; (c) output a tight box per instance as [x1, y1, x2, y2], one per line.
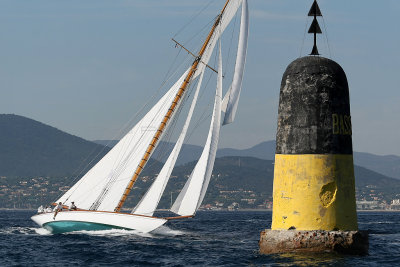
[43, 221, 126, 234]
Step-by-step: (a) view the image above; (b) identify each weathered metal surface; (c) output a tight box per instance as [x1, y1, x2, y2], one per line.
[259, 230, 369, 255]
[276, 56, 353, 155]
[271, 154, 358, 231]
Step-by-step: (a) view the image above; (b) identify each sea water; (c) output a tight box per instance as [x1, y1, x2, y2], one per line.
[0, 210, 399, 266]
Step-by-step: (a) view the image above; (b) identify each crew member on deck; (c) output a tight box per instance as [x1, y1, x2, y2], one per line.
[37, 205, 44, 214]
[69, 202, 77, 211]
[53, 202, 63, 219]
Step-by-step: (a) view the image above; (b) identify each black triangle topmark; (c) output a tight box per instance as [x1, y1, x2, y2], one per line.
[308, 0, 322, 17]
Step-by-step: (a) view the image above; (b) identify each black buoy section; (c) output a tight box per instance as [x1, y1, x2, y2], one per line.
[276, 56, 353, 155]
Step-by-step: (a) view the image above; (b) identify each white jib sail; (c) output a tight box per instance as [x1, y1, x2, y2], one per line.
[57, 69, 190, 211]
[222, 0, 249, 125]
[133, 70, 206, 216]
[194, 0, 243, 79]
[171, 38, 223, 216]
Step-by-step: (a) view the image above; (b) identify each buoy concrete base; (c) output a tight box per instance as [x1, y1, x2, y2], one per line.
[259, 229, 368, 255]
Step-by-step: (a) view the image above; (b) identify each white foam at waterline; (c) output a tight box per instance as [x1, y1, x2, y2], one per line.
[152, 226, 186, 236]
[67, 228, 153, 238]
[34, 227, 52, 235]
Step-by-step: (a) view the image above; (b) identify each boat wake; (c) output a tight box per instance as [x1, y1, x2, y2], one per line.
[68, 228, 153, 237]
[1, 225, 187, 238]
[68, 226, 188, 238]
[0, 226, 51, 236]
[152, 226, 186, 236]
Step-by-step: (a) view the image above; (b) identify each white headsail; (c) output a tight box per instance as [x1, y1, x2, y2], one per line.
[222, 0, 249, 125]
[57, 69, 190, 211]
[133, 70, 206, 216]
[132, 1, 245, 216]
[171, 38, 224, 216]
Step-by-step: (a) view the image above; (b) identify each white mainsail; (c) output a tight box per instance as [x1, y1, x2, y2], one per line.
[133, 70, 206, 216]
[222, 0, 249, 125]
[57, 69, 190, 211]
[171, 38, 224, 216]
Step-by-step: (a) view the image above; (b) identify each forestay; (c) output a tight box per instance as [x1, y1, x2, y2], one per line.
[57, 69, 190, 211]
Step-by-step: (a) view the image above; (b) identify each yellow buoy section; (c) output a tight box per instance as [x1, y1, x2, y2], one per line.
[271, 154, 357, 230]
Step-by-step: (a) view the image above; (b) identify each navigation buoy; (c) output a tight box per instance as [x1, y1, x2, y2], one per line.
[259, 1, 368, 255]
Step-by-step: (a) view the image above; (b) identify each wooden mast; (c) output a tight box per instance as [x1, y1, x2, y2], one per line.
[114, 0, 231, 212]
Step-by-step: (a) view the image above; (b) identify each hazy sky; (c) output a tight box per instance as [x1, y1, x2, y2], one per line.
[1, 0, 399, 155]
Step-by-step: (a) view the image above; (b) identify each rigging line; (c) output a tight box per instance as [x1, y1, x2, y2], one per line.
[143, 93, 189, 171]
[299, 16, 310, 58]
[185, 72, 215, 142]
[183, 17, 216, 51]
[103, 52, 193, 173]
[110, 68, 195, 176]
[134, 74, 198, 171]
[150, 77, 199, 164]
[90, 93, 185, 209]
[107, 57, 194, 172]
[321, 16, 332, 58]
[173, 0, 214, 38]
[162, 47, 183, 88]
[185, 34, 221, 143]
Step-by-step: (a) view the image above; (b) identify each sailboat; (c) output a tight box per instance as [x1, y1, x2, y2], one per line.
[31, 0, 249, 234]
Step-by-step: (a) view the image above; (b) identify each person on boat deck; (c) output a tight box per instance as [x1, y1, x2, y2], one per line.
[53, 202, 63, 212]
[37, 205, 44, 214]
[53, 202, 63, 219]
[69, 202, 77, 211]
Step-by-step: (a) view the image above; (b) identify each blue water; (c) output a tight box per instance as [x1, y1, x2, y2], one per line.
[1, 210, 399, 266]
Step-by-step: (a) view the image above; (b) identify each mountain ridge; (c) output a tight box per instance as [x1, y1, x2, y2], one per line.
[2, 114, 400, 181]
[95, 139, 400, 180]
[0, 114, 109, 177]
